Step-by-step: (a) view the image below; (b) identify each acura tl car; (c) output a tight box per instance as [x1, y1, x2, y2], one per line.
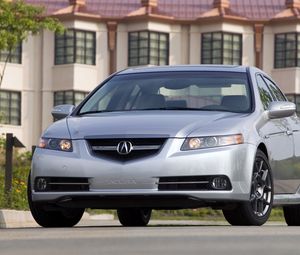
[28, 65, 300, 227]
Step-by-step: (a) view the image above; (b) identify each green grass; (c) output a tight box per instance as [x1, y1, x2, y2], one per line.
[151, 208, 284, 221]
[88, 207, 284, 222]
[0, 166, 30, 210]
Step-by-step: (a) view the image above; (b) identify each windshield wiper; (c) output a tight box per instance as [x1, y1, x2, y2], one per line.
[134, 107, 203, 111]
[80, 108, 204, 114]
[78, 107, 239, 115]
[135, 107, 243, 113]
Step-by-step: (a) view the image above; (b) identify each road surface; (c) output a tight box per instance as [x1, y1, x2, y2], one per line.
[0, 220, 298, 255]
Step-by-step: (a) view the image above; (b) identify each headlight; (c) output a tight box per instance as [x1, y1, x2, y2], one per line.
[38, 138, 73, 152]
[181, 134, 243, 151]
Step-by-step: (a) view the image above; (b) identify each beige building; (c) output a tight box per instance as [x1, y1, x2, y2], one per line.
[1, 0, 300, 149]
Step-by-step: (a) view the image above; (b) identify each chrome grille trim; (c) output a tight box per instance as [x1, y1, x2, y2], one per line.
[157, 181, 210, 185]
[133, 145, 161, 150]
[91, 145, 161, 151]
[48, 182, 89, 185]
[91, 146, 117, 151]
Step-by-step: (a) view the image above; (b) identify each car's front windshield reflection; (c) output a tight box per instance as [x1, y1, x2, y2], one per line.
[78, 71, 252, 115]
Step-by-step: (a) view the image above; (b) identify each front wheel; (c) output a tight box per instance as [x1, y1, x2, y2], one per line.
[27, 174, 84, 227]
[223, 149, 273, 226]
[117, 208, 152, 226]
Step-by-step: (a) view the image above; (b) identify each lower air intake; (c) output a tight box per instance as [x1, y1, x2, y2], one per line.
[158, 175, 231, 191]
[34, 177, 89, 192]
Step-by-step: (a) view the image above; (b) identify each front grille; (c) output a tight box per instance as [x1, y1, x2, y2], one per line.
[86, 138, 167, 161]
[34, 177, 89, 192]
[158, 175, 231, 191]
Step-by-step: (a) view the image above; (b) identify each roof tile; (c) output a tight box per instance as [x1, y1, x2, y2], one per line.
[25, 0, 288, 21]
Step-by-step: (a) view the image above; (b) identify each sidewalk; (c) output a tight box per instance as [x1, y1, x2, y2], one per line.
[0, 209, 114, 228]
[0, 210, 285, 228]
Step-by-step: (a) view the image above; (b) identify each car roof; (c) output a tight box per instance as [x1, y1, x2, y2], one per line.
[118, 65, 248, 75]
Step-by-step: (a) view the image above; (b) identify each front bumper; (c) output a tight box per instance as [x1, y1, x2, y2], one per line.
[30, 138, 257, 208]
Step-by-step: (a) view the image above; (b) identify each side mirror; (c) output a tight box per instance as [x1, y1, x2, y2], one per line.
[51, 104, 75, 120]
[268, 101, 296, 119]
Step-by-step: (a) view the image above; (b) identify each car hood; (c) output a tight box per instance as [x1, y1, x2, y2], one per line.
[65, 111, 250, 139]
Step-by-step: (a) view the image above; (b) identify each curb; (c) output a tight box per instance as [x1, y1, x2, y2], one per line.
[0, 210, 114, 228]
[89, 214, 114, 220]
[0, 210, 38, 228]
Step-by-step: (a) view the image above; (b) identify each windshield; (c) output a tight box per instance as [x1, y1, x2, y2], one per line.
[78, 71, 252, 114]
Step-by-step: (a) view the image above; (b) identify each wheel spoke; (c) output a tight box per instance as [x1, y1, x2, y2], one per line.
[252, 172, 258, 180]
[258, 199, 264, 214]
[261, 169, 269, 182]
[258, 160, 264, 173]
[263, 199, 270, 206]
[250, 194, 256, 202]
[264, 185, 272, 192]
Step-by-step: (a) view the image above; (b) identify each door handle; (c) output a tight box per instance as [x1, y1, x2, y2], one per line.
[286, 130, 293, 136]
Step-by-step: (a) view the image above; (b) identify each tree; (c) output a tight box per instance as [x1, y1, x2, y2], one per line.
[0, 0, 64, 87]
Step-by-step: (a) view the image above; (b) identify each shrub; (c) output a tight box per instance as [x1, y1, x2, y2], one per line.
[0, 135, 30, 210]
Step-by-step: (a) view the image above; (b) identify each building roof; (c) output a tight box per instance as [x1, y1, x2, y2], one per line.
[25, 0, 294, 22]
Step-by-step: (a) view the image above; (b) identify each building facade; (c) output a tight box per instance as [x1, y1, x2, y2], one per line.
[1, 0, 300, 149]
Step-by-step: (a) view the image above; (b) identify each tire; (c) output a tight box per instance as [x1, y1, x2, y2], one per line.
[283, 206, 300, 226]
[27, 174, 84, 228]
[223, 149, 273, 226]
[117, 208, 152, 226]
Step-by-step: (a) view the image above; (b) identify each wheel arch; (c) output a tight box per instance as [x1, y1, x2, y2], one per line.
[257, 143, 268, 159]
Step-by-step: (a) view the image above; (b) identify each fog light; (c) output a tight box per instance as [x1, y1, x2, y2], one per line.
[211, 177, 228, 190]
[36, 178, 48, 191]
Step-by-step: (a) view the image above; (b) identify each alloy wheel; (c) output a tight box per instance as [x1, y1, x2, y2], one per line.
[250, 157, 272, 217]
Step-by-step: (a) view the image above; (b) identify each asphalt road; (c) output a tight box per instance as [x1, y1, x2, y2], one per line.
[0, 220, 299, 255]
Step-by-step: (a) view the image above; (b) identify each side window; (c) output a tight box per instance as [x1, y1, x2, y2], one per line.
[263, 77, 286, 102]
[256, 74, 274, 110]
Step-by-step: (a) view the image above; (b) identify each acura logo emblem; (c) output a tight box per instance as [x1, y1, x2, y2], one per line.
[117, 141, 133, 155]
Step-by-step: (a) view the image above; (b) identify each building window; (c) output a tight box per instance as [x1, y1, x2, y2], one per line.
[55, 29, 96, 65]
[274, 33, 300, 68]
[0, 44, 22, 64]
[0, 90, 21, 125]
[54, 90, 89, 106]
[128, 31, 169, 66]
[201, 32, 242, 65]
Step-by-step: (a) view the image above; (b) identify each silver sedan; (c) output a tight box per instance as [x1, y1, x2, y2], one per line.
[28, 65, 300, 227]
